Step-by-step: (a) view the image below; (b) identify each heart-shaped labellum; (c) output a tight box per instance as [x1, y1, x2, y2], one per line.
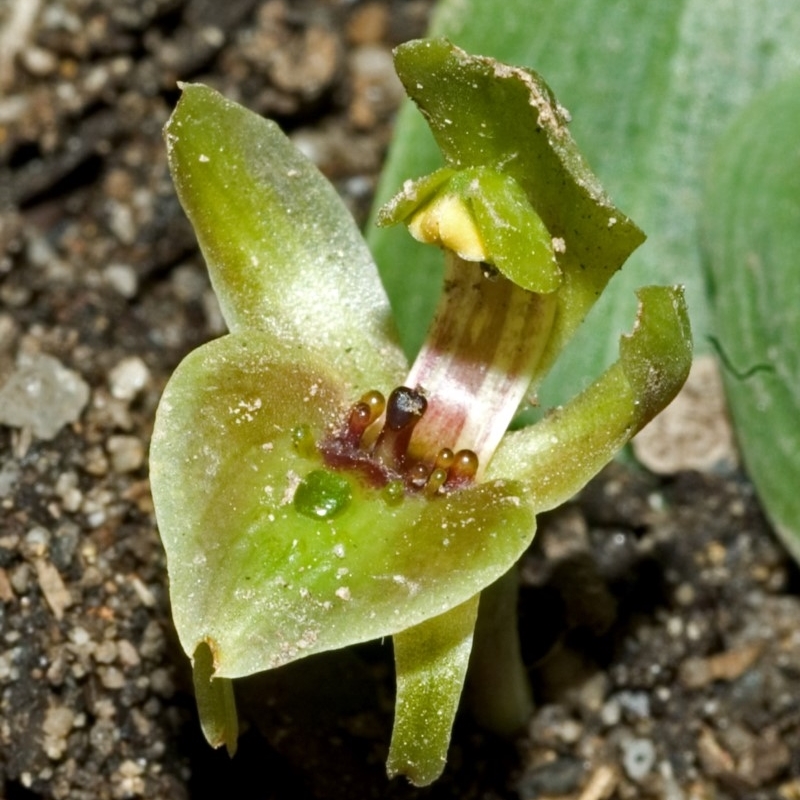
[151, 332, 537, 680]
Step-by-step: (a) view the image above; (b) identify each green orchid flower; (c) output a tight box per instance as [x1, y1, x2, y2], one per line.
[150, 39, 691, 786]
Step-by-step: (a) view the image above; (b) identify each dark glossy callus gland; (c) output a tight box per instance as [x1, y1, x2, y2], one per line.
[374, 386, 427, 469]
[318, 386, 478, 498]
[384, 386, 427, 430]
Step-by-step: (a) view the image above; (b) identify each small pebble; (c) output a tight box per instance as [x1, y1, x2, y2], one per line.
[616, 690, 650, 720]
[22, 526, 50, 559]
[94, 640, 118, 665]
[9, 562, 31, 594]
[42, 705, 76, 760]
[600, 698, 622, 727]
[346, 2, 388, 44]
[139, 621, 164, 660]
[117, 639, 141, 668]
[633, 355, 738, 473]
[113, 759, 145, 797]
[107, 435, 145, 473]
[34, 558, 72, 619]
[54, 472, 83, 513]
[0, 354, 90, 440]
[149, 667, 175, 697]
[622, 737, 656, 781]
[0, 459, 21, 498]
[0, 568, 13, 602]
[108, 356, 150, 401]
[100, 666, 126, 689]
[517, 757, 584, 799]
[83, 445, 110, 476]
[104, 263, 139, 298]
[20, 46, 58, 77]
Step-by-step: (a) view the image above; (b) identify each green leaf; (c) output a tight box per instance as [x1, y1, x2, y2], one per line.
[702, 75, 800, 561]
[150, 332, 538, 679]
[369, 1, 800, 406]
[165, 83, 405, 389]
[488, 285, 692, 511]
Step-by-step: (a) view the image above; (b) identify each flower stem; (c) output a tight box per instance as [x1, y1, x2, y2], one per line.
[405, 252, 556, 475]
[466, 567, 532, 735]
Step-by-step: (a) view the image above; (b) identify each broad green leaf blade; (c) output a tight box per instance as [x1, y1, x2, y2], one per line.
[488, 286, 691, 511]
[368, 1, 800, 406]
[150, 333, 538, 679]
[165, 83, 405, 388]
[702, 75, 800, 561]
[388, 596, 479, 787]
[192, 641, 238, 756]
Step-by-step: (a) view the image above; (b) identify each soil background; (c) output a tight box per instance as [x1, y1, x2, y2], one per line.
[2, 2, 800, 799]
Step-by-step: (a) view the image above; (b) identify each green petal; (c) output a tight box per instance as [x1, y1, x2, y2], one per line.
[487, 286, 691, 511]
[468, 170, 560, 294]
[164, 83, 405, 387]
[150, 333, 537, 680]
[376, 166, 457, 227]
[380, 166, 560, 294]
[388, 596, 479, 787]
[192, 641, 238, 756]
[702, 75, 800, 562]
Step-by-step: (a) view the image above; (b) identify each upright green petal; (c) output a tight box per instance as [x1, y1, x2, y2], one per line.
[371, 5, 800, 397]
[165, 83, 406, 387]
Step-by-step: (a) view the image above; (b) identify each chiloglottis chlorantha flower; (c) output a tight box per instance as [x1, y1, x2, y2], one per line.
[150, 39, 692, 787]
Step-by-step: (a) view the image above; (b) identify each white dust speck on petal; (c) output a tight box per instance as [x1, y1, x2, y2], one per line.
[282, 471, 301, 505]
